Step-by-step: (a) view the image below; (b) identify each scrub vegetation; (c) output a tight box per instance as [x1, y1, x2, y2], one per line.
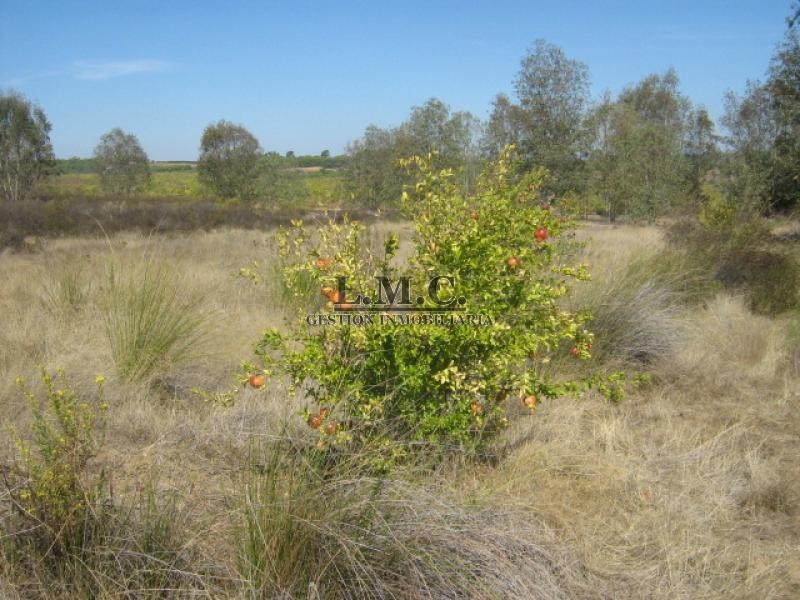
[0, 5, 798, 598]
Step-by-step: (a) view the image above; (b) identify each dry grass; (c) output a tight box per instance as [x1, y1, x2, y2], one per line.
[565, 222, 715, 367]
[1, 220, 798, 598]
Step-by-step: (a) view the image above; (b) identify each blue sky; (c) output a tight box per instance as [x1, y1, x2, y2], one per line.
[0, 1, 793, 160]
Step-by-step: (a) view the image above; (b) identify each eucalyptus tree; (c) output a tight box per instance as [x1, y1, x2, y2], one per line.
[0, 91, 55, 202]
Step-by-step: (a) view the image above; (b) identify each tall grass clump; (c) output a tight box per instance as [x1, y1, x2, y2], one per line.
[64, 485, 209, 599]
[787, 311, 800, 376]
[238, 434, 611, 599]
[666, 294, 789, 386]
[238, 436, 391, 598]
[42, 260, 92, 314]
[102, 258, 208, 382]
[568, 250, 712, 366]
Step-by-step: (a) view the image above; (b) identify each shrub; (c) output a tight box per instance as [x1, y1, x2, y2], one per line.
[242, 147, 618, 466]
[0, 195, 390, 243]
[714, 248, 800, 315]
[698, 183, 737, 230]
[0, 227, 25, 251]
[667, 185, 800, 315]
[3, 368, 109, 557]
[2, 371, 207, 597]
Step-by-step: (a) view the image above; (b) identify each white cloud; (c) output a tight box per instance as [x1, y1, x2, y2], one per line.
[0, 68, 70, 87]
[1, 60, 173, 87]
[73, 59, 172, 80]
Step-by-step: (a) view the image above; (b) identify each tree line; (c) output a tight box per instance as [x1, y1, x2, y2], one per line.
[1, 4, 797, 217]
[0, 108, 342, 203]
[342, 6, 799, 219]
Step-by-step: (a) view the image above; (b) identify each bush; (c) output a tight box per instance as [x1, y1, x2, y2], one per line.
[714, 248, 800, 315]
[3, 368, 109, 557]
[0, 195, 390, 245]
[1, 370, 204, 596]
[242, 147, 619, 466]
[667, 186, 800, 315]
[0, 227, 25, 252]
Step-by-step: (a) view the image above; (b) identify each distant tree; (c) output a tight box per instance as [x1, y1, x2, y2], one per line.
[402, 98, 474, 158]
[789, 1, 799, 28]
[320, 149, 330, 158]
[684, 107, 720, 201]
[93, 128, 150, 195]
[722, 82, 778, 157]
[587, 70, 691, 221]
[257, 152, 308, 204]
[344, 124, 404, 207]
[484, 40, 591, 196]
[343, 98, 479, 207]
[400, 98, 482, 192]
[448, 111, 484, 195]
[718, 6, 800, 212]
[618, 68, 689, 134]
[197, 120, 262, 200]
[685, 107, 719, 166]
[721, 81, 780, 210]
[0, 91, 55, 202]
[585, 93, 620, 219]
[482, 93, 524, 157]
[767, 22, 800, 210]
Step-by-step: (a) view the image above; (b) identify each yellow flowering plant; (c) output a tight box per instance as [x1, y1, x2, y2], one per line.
[4, 367, 109, 554]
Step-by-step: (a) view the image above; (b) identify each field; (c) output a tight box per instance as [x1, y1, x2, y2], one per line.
[37, 168, 343, 204]
[0, 218, 798, 599]
[2, 2, 798, 595]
